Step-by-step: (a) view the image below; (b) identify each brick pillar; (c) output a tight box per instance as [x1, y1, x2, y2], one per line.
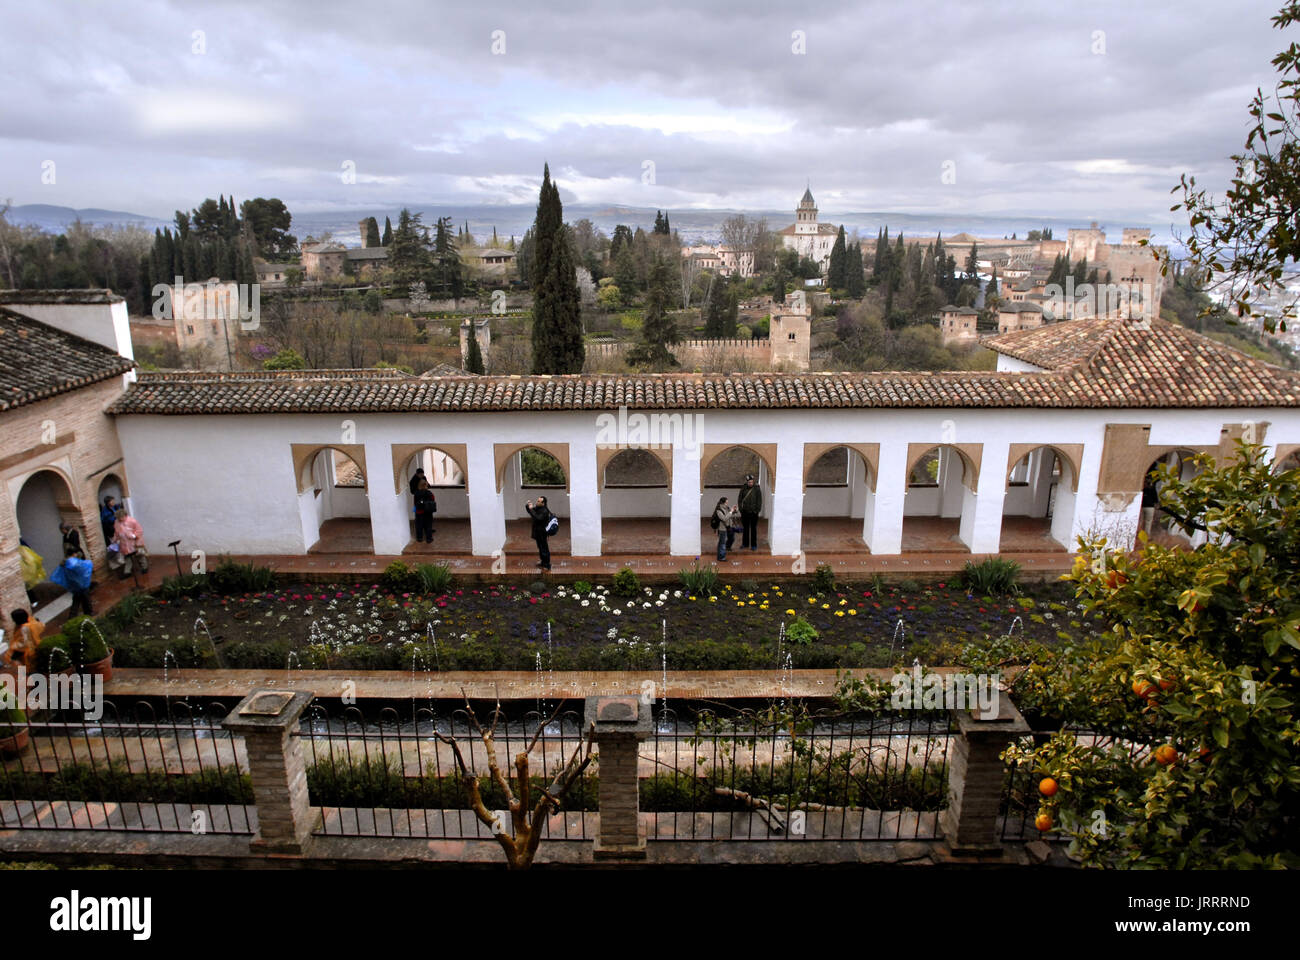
[586, 696, 651, 860]
[940, 695, 1029, 856]
[222, 690, 318, 854]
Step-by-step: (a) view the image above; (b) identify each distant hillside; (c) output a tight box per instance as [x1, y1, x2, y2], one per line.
[7, 204, 171, 232]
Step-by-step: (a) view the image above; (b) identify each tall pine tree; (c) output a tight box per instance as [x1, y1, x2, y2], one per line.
[382, 216, 393, 246]
[625, 254, 678, 369]
[530, 164, 584, 374]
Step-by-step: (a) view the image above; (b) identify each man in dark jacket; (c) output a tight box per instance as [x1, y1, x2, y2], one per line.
[409, 468, 427, 495]
[100, 496, 117, 547]
[737, 474, 763, 550]
[525, 497, 554, 571]
[413, 479, 436, 543]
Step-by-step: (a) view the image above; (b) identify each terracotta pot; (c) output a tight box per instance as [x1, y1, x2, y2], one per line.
[84, 649, 114, 682]
[367, 633, 383, 645]
[0, 728, 30, 756]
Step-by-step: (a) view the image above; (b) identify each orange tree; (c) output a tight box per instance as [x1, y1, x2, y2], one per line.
[1000, 442, 1299, 868]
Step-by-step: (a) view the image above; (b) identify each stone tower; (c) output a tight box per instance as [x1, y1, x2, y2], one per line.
[768, 293, 812, 370]
[357, 220, 372, 248]
[795, 187, 818, 237]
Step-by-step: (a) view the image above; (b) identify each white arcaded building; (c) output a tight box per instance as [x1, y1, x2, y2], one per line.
[102, 315, 1300, 563]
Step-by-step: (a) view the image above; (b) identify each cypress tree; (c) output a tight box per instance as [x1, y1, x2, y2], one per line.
[828, 226, 847, 289]
[465, 327, 486, 373]
[382, 217, 393, 246]
[365, 217, 381, 247]
[703, 273, 726, 336]
[846, 243, 865, 297]
[874, 226, 887, 277]
[530, 164, 584, 374]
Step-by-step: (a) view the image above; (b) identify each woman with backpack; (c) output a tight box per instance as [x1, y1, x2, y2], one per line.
[711, 497, 731, 561]
[525, 496, 556, 571]
[413, 479, 437, 543]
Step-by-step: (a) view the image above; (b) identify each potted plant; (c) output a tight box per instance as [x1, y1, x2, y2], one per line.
[65, 616, 113, 680]
[34, 617, 113, 679]
[0, 708, 30, 755]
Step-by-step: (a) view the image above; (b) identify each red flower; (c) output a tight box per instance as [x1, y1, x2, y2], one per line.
[978, 607, 986, 613]
[529, 597, 538, 605]
[863, 592, 872, 598]
[938, 583, 946, 589]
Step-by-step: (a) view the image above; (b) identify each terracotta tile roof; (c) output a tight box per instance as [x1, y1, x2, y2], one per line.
[0, 308, 135, 412]
[107, 318, 1300, 416]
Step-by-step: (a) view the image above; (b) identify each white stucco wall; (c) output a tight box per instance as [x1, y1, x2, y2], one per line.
[112, 405, 1300, 561]
[996, 355, 1047, 373]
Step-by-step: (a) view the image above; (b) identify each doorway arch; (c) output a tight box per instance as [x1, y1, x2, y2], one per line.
[295, 446, 373, 553]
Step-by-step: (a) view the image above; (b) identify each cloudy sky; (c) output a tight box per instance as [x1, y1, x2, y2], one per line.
[0, 0, 1288, 223]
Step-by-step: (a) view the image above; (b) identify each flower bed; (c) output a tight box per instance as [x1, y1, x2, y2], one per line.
[105, 576, 1096, 672]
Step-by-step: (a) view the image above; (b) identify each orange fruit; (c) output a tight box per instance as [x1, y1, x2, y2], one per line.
[1158, 678, 1177, 691]
[1132, 680, 1156, 699]
[1034, 812, 1053, 832]
[1153, 744, 1177, 766]
[1038, 777, 1059, 797]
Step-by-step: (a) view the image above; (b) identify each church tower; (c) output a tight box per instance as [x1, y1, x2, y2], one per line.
[795, 187, 818, 236]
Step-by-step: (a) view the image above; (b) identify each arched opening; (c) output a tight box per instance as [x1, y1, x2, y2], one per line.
[1140, 448, 1203, 548]
[401, 447, 472, 556]
[801, 446, 873, 553]
[1001, 447, 1074, 552]
[15, 469, 82, 610]
[600, 448, 671, 555]
[902, 445, 974, 553]
[702, 445, 770, 554]
[299, 448, 373, 553]
[503, 447, 571, 558]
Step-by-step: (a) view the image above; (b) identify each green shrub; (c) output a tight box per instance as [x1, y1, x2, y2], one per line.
[897, 579, 921, 594]
[208, 558, 275, 594]
[380, 560, 416, 592]
[413, 562, 453, 594]
[959, 558, 1022, 596]
[0, 708, 27, 737]
[612, 567, 641, 597]
[811, 564, 836, 595]
[678, 560, 719, 596]
[159, 574, 206, 601]
[573, 580, 593, 595]
[34, 634, 73, 673]
[869, 573, 887, 595]
[62, 616, 110, 665]
[104, 591, 152, 629]
[785, 615, 819, 646]
[738, 578, 760, 594]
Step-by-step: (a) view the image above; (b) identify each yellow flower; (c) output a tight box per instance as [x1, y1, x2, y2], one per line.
[747, 593, 754, 598]
[839, 599, 847, 605]
[785, 609, 796, 615]
[708, 596, 717, 603]
[688, 596, 696, 601]
[835, 610, 845, 617]
[808, 597, 816, 604]
[821, 603, 830, 609]
[848, 609, 857, 616]
[737, 601, 745, 607]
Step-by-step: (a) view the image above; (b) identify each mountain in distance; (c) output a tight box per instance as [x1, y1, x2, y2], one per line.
[6, 204, 173, 232]
[6, 202, 1182, 253]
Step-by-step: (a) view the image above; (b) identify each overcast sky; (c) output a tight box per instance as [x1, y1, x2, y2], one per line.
[0, 0, 1288, 223]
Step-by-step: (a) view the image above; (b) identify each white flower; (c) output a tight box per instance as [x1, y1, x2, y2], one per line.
[612, 609, 621, 616]
[655, 600, 664, 607]
[643, 602, 651, 609]
[673, 590, 682, 598]
[581, 600, 590, 607]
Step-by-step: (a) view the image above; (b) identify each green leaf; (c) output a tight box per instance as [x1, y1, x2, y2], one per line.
[1213, 721, 1230, 749]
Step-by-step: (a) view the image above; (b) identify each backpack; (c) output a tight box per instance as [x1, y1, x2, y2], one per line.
[709, 515, 720, 530]
[545, 516, 560, 537]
